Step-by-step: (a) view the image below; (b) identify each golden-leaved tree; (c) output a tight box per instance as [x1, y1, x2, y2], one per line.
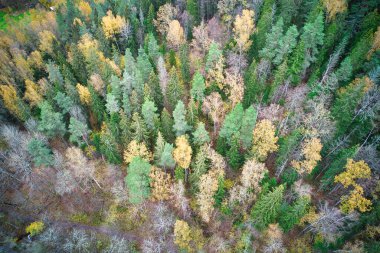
[167, 20, 185, 49]
[292, 138, 322, 174]
[101, 10, 126, 39]
[0, 84, 28, 120]
[174, 219, 204, 252]
[124, 140, 152, 164]
[233, 9, 255, 54]
[323, 0, 347, 21]
[24, 79, 42, 106]
[173, 135, 192, 169]
[38, 30, 56, 54]
[251, 119, 278, 161]
[335, 159, 372, 213]
[76, 83, 91, 105]
[149, 166, 173, 201]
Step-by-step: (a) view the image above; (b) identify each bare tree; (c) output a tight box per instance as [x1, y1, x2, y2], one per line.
[306, 203, 357, 242]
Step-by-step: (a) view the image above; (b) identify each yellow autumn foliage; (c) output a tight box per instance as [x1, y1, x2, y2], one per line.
[150, 166, 173, 201]
[25, 221, 44, 236]
[335, 159, 371, 188]
[78, 1, 92, 20]
[174, 219, 204, 252]
[167, 20, 185, 49]
[101, 10, 126, 39]
[292, 138, 322, 174]
[0, 84, 26, 120]
[24, 79, 42, 106]
[251, 119, 278, 161]
[233, 9, 255, 53]
[76, 83, 91, 105]
[335, 159, 372, 213]
[173, 135, 192, 169]
[38, 30, 56, 54]
[123, 140, 152, 164]
[323, 0, 347, 21]
[340, 185, 372, 213]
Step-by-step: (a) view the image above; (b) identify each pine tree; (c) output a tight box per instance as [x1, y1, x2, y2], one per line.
[187, 0, 199, 24]
[146, 4, 155, 34]
[300, 13, 324, 72]
[320, 146, 358, 189]
[227, 136, 244, 171]
[125, 157, 151, 204]
[279, 196, 310, 232]
[240, 105, 257, 149]
[54, 92, 74, 114]
[142, 99, 159, 131]
[167, 66, 185, 111]
[331, 76, 373, 136]
[219, 103, 244, 142]
[251, 185, 285, 229]
[173, 101, 191, 136]
[160, 108, 175, 142]
[159, 142, 176, 170]
[191, 71, 206, 102]
[69, 117, 90, 146]
[251, 0, 275, 57]
[193, 122, 210, 146]
[274, 25, 299, 65]
[130, 112, 149, 143]
[27, 139, 54, 167]
[259, 18, 285, 62]
[137, 47, 153, 84]
[38, 101, 66, 137]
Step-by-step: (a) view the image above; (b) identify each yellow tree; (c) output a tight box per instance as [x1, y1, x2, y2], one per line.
[335, 159, 372, 213]
[292, 138, 322, 174]
[76, 83, 91, 105]
[27, 51, 44, 69]
[78, 0, 92, 21]
[167, 20, 185, 50]
[174, 219, 204, 252]
[251, 119, 279, 161]
[335, 159, 371, 188]
[323, 0, 347, 21]
[101, 10, 126, 39]
[123, 140, 153, 164]
[38, 30, 56, 54]
[0, 84, 28, 120]
[173, 135, 192, 169]
[25, 221, 44, 237]
[233, 9, 255, 54]
[150, 166, 173, 201]
[24, 79, 42, 106]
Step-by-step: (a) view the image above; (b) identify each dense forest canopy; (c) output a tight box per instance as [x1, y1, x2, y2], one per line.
[0, 0, 379, 252]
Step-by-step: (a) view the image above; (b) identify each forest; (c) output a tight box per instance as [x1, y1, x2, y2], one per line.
[0, 0, 379, 252]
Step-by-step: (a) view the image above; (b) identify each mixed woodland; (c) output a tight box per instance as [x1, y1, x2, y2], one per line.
[0, 0, 380, 252]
